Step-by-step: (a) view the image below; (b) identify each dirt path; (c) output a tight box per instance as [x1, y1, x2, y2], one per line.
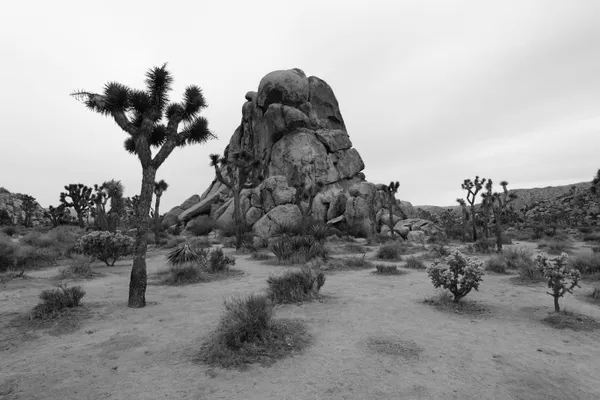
[1, 248, 600, 400]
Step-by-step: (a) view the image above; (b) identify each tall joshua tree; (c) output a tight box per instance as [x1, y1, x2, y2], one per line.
[210, 150, 262, 249]
[386, 181, 400, 238]
[72, 64, 214, 308]
[456, 198, 469, 242]
[480, 180, 494, 238]
[45, 204, 68, 228]
[153, 179, 169, 243]
[489, 180, 517, 252]
[60, 184, 93, 228]
[104, 180, 125, 232]
[21, 195, 37, 228]
[461, 176, 486, 241]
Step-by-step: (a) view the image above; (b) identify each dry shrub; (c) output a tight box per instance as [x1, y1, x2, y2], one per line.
[31, 284, 86, 319]
[376, 242, 409, 260]
[404, 256, 426, 269]
[267, 268, 325, 303]
[570, 253, 600, 278]
[58, 254, 94, 280]
[374, 264, 402, 275]
[537, 239, 574, 255]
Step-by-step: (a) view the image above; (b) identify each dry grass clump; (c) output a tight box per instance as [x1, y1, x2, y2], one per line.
[266, 268, 325, 303]
[30, 284, 86, 319]
[196, 294, 311, 369]
[376, 242, 412, 260]
[404, 256, 426, 269]
[373, 264, 405, 275]
[57, 254, 95, 280]
[542, 310, 600, 332]
[570, 253, 600, 279]
[537, 239, 574, 255]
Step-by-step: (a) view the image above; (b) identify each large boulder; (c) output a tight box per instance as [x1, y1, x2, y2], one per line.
[257, 69, 310, 110]
[0, 188, 46, 226]
[253, 204, 302, 238]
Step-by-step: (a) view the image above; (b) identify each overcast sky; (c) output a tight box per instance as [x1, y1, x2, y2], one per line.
[2, 0, 599, 212]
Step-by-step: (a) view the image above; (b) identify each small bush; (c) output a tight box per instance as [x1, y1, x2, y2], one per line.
[583, 233, 600, 242]
[208, 247, 236, 273]
[503, 247, 534, 269]
[250, 252, 272, 261]
[404, 256, 426, 269]
[536, 252, 580, 312]
[307, 223, 330, 243]
[22, 231, 57, 248]
[593, 246, 600, 254]
[426, 250, 484, 303]
[1, 226, 19, 237]
[376, 242, 406, 260]
[537, 240, 574, 255]
[0, 235, 18, 271]
[570, 253, 600, 277]
[591, 286, 600, 300]
[374, 264, 400, 275]
[168, 264, 204, 284]
[485, 255, 507, 273]
[15, 246, 59, 270]
[58, 255, 94, 280]
[270, 235, 328, 264]
[197, 295, 311, 369]
[267, 268, 326, 303]
[429, 243, 450, 258]
[75, 231, 134, 266]
[31, 284, 86, 319]
[472, 238, 496, 254]
[323, 255, 373, 271]
[343, 243, 368, 253]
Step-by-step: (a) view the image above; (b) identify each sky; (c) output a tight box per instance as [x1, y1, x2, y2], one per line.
[1, 0, 600, 212]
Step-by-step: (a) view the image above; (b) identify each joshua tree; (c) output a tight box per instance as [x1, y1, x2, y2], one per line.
[456, 198, 469, 242]
[21, 195, 37, 228]
[289, 165, 324, 219]
[480, 180, 495, 238]
[72, 64, 214, 308]
[210, 150, 262, 249]
[60, 184, 93, 228]
[104, 180, 125, 232]
[591, 169, 600, 197]
[91, 183, 110, 230]
[461, 176, 486, 241]
[45, 204, 68, 228]
[153, 179, 169, 243]
[385, 181, 400, 238]
[488, 180, 517, 252]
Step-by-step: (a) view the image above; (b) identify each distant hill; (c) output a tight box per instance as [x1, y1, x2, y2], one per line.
[416, 181, 592, 212]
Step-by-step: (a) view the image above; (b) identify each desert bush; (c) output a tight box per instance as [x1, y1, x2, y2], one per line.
[272, 222, 303, 237]
[343, 243, 368, 253]
[16, 246, 59, 270]
[58, 254, 94, 279]
[250, 252, 271, 261]
[583, 233, 600, 242]
[471, 238, 496, 254]
[429, 243, 450, 258]
[404, 256, 426, 269]
[569, 253, 600, 277]
[167, 242, 205, 266]
[537, 239, 574, 255]
[270, 235, 328, 264]
[322, 255, 373, 271]
[426, 250, 484, 303]
[22, 231, 56, 248]
[267, 268, 326, 303]
[208, 247, 236, 272]
[0, 234, 18, 271]
[307, 223, 330, 243]
[374, 233, 394, 244]
[75, 231, 134, 266]
[30, 284, 86, 319]
[218, 294, 274, 349]
[591, 286, 600, 300]
[1, 225, 19, 237]
[374, 264, 400, 275]
[485, 255, 508, 273]
[535, 252, 580, 312]
[593, 246, 600, 254]
[376, 242, 408, 260]
[579, 226, 593, 234]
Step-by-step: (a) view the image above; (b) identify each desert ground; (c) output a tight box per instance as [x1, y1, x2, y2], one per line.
[1, 242, 600, 400]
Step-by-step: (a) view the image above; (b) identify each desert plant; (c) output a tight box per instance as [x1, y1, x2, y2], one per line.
[308, 223, 330, 243]
[30, 283, 86, 319]
[21, 194, 37, 228]
[1, 225, 19, 237]
[502, 246, 535, 270]
[75, 231, 134, 266]
[429, 243, 450, 258]
[537, 239, 574, 255]
[535, 252, 581, 312]
[426, 250, 484, 303]
[58, 255, 94, 279]
[471, 238, 496, 254]
[591, 286, 600, 300]
[569, 253, 600, 277]
[404, 256, 426, 269]
[0, 208, 12, 226]
[153, 179, 169, 244]
[60, 184, 93, 228]
[210, 150, 262, 250]
[72, 64, 214, 308]
[45, 204, 69, 228]
[270, 235, 328, 264]
[207, 247, 236, 272]
[375, 264, 400, 275]
[219, 294, 275, 349]
[166, 242, 203, 266]
[376, 242, 405, 260]
[267, 268, 325, 303]
[385, 181, 400, 238]
[461, 176, 486, 241]
[250, 252, 271, 261]
[485, 255, 507, 273]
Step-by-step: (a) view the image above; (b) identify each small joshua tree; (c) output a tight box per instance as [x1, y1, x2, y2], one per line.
[426, 250, 484, 303]
[456, 198, 469, 242]
[45, 204, 69, 228]
[461, 176, 486, 241]
[153, 179, 168, 243]
[72, 64, 214, 308]
[210, 150, 262, 249]
[385, 181, 400, 238]
[21, 195, 37, 228]
[489, 180, 517, 252]
[289, 166, 324, 218]
[535, 252, 581, 312]
[60, 184, 93, 228]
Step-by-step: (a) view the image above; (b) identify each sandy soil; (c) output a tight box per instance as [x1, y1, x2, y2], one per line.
[1, 244, 600, 400]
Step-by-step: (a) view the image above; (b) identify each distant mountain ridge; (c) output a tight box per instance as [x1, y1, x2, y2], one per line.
[416, 181, 592, 212]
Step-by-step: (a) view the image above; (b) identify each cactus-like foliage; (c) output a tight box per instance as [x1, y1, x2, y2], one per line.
[21, 194, 37, 228]
[153, 179, 169, 243]
[60, 184, 93, 228]
[71, 64, 214, 308]
[45, 204, 69, 228]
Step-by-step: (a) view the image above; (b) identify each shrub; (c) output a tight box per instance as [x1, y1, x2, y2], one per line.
[58, 254, 94, 279]
[22, 231, 57, 248]
[535, 252, 581, 312]
[569, 253, 600, 277]
[75, 231, 134, 266]
[376, 242, 406, 260]
[1, 225, 19, 237]
[429, 243, 450, 258]
[167, 242, 206, 266]
[272, 222, 303, 237]
[30, 284, 86, 319]
[404, 256, 426, 269]
[582, 233, 600, 242]
[219, 294, 274, 349]
[307, 223, 330, 243]
[164, 235, 187, 249]
[591, 286, 600, 300]
[15, 246, 59, 270]
[472, 238, 496, 254]
[0, 235, 18, 271]
[426, 250, 484, 303]
[168, 264, 204, 284]
[537, 240, 574, 255]
[485, 255, 507, 273]
[503, 247, 534, 269]
[343, 243, 368, 253]
[270, 235, 328, 264]
[208, 247, 235, 272]
[323, 255, 373, 271]
[250, 252, 271, 261]
[374, 264, 400, 275]
[267, 268, 326, 303]
[593, 246, 600, 254]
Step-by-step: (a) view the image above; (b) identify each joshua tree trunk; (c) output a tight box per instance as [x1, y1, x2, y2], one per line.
[233, 188, 244, 249]
[494, 210, 503, 252]
[153, 194, 162, 244]
[470, 207, 477, 242]
[76, 212, 84, 228]
[554, 295, 560, 312]
[388, 198, 395, 238]
[128, 166, 156, 308]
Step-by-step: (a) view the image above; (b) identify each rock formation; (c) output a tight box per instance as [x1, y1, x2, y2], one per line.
[0, 187, 46, 226]
[164, 69, 430, 238]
